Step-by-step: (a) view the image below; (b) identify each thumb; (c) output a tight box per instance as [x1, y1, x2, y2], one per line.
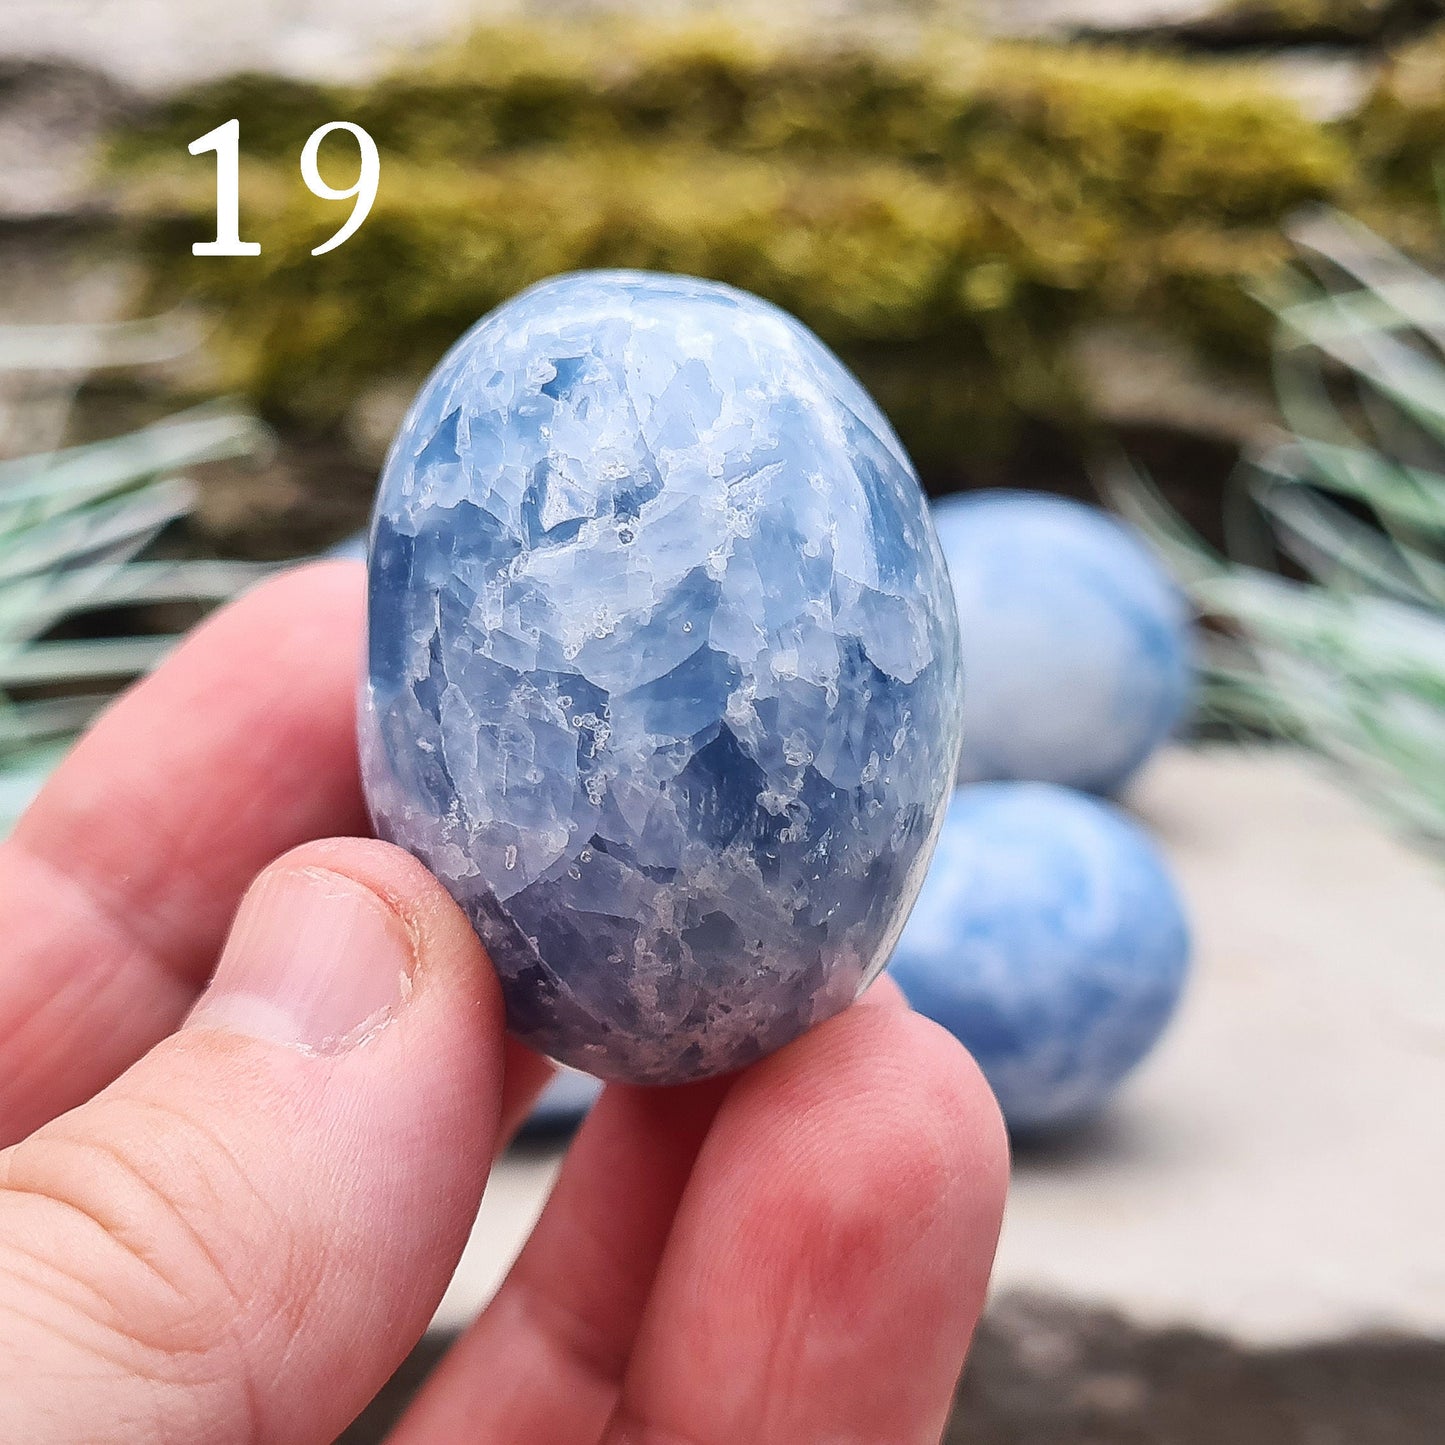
[0, 839, 504, 1445]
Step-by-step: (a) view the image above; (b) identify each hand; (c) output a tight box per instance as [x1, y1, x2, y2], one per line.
[0, 563, 1008, 1445]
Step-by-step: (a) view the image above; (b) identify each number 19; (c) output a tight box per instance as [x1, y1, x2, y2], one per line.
[189, 119, 380, 258]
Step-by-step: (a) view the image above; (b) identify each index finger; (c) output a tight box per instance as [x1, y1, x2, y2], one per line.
[0, 561, 369, 1144]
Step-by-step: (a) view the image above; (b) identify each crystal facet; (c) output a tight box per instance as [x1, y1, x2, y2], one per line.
[361, 271, 963, 1083]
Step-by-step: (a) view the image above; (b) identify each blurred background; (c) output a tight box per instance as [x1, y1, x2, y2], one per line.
[2, 1, 1443, 1441]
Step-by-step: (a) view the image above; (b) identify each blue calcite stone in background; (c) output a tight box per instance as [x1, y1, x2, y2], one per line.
[519, 1067, 604, 1139]
[933, 491, 1194, 796]
[361, 271, 963, 1084]
[888, 783, 1190, 1133]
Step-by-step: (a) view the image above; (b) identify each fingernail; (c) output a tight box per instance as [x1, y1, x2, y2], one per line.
[187, 866, 415, 1052]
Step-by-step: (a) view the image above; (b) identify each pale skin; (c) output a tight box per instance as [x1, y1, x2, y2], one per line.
[0, 562, 1009, 1444]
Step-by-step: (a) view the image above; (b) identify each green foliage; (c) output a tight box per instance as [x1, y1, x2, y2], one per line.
[1116, 211, 1445, 851]
[115, 22, 1361, 465]
[1353, 22, 1445, 223]
[0, 336, 271, 833]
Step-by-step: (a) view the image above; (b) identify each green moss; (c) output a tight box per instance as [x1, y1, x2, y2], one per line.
[1352, 22, 1445, 222]
[118, 21, 1416, 466]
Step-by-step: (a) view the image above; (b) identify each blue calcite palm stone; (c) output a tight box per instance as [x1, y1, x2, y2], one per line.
[889, 783, 1190, 1133]
[361, 271, 963, 1084]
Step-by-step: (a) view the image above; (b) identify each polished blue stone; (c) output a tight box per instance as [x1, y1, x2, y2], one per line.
[934, 491, 1194, 795]
[889, 783, 1190, 1133]
[361, 271, 963, 1083]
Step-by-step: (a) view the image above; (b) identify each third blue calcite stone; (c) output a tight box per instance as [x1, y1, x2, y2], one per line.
[361, 271, 963, 1083]
[889, 783, 1190, 1133]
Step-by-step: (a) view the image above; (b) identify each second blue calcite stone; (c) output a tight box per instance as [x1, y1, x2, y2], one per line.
[934, 492, 1194, 796]
[361, 272, 963, 1083]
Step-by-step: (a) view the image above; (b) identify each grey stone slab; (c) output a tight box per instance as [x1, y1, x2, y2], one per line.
[433, 747, 1445, 1345]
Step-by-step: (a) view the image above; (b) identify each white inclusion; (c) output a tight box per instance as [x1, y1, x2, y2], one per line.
[782, 731, 814, 767]
[724, 683, 758, 730]
[722, 462, 781, 534]
[779, 800, 812, 845]
[770, 648, 800, 680]
[528, 356, 559, 389]
[756, 788, 795, 817]
[431, 835, 482, 885]
[573, 712, 611, 756]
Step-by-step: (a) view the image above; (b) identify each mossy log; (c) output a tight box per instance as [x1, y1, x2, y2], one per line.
[113, 20, 1442, 469]
[1354, 22, 1445, 212]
